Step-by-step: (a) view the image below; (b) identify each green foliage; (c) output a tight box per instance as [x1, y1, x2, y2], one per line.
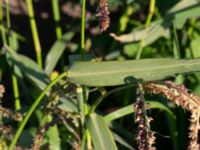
[0, 0, 200, 150]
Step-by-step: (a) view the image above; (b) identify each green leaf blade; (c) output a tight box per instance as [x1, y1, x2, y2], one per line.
[86, 113, 118, 150]
[68, 59, 200, 86]
[45, 32, 74, 74]
[7, 51, 50, 90]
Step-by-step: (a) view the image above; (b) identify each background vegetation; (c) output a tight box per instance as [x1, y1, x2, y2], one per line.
[0, 0, 200, 149]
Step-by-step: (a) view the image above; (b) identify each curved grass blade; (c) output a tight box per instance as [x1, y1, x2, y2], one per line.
[104, 101, 178, 150]
[104, 101, 175, 122]
[68, 58, 200, 86]
[7, 51, 50, 90]
[86, 113, 118, 150]
[111, 131, 135, 150]
[45, 32, 74, 74]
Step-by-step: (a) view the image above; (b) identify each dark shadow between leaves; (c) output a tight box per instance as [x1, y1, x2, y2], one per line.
[124, 76, 143, 85]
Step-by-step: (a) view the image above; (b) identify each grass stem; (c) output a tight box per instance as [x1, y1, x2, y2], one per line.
[136, 0, 155, 59]
[9, 72, 68, 150]
[25, 0, 43, 69]
[51, 0, 65, 71]
[51, 0, 62, 39]
[5, 0, 21, 110]
[81, 0, 86, 61]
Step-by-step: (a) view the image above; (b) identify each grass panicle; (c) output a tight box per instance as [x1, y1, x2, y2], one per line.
[0, 106, 22, 121]
[144, 81, 200, 149]
[96, 0, 110, 32]
[134, 84, 156, 150]
[32, 118, 61, 150]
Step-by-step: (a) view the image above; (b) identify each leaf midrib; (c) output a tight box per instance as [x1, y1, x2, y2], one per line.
[69, 61, 199, 77]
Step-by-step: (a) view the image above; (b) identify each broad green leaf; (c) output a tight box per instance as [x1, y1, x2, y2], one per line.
[68, 58, 200, 86]
[86, 113, 118, 150]
[46, 125, 61, 150]
[58, 97, 78, 112]
[7, 51, 50, 90]
[45, 32, 74, 74]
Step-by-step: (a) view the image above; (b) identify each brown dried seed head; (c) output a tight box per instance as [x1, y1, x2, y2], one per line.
[96, 0, 110, 32]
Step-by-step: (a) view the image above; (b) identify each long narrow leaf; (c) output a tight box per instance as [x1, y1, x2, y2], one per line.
[7, 51, 50, 89]
[68, 58, 200, 86]
[45, 32, 74, 74]
[86, 113, 118, 150]
[104, 101, 175, 122]
[111, 131, 135, 150]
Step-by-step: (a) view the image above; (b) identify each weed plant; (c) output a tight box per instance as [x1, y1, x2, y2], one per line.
[0, 0, 200, 150]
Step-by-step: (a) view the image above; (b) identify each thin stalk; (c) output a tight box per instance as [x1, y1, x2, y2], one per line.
[51, 0, 64, 71]
[90, 88, 107, 113]
[80, 0, 91, 149]
[173, 25, 184, 84]
[5, 0, 21, 110]
[173, 26, 181, 59]
[136, 0, 155, 59]
[51, 0, 62, 39]
[145, 0, 155, 28]
[12, 76, 21, 110]
[77, 86, 85, 126]
[86, 129, 92, 149]
[81, 0, 86, 60]
[9, 72, 68, 150]
[25, 0, 43, 69]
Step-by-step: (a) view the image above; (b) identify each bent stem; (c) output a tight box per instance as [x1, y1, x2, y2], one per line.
[9, 72, 68, 150]
[136, 0, 155, 59]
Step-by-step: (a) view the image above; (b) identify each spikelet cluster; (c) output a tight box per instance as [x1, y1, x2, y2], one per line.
[144, 81, 200, 150]
[32, 118, 61, 150]
[134, 85, 156, 150]
[0, 106, 23, 121]
[0, 125, 13, 140]
[96, 0, 110, 32]
[32, 106, 80, 150]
